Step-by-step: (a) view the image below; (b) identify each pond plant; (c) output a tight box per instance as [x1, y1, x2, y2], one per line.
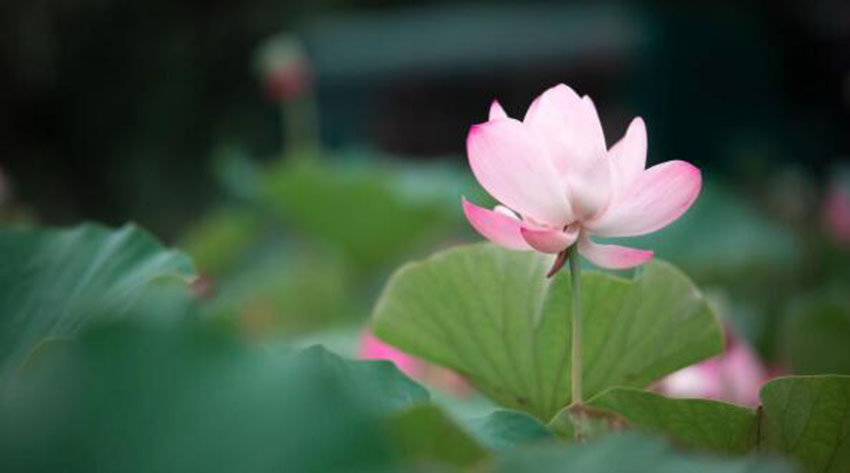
[0, 85, 848, 473]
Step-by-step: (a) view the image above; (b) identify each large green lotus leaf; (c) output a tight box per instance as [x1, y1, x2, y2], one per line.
[548, 377, 850, 472]
[0, 322, 428, 472]
[371, 243, 723, 421]
[490, 432, 794, 473]
[760, 375, 850, 473]
[0, 224, 195, 381]
[582, 387, 758, 454]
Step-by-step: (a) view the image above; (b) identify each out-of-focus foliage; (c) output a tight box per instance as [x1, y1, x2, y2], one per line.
[626, 182, 799, 281]
[386, 404, 488, 468]
[371, 243, 722, 421]
[466, 409, 554, 451]
[783, 291, 850, 375]
[5, 219, 849, 472]
[0, 322, 423, 472]
[264, 157, 464, 273]
[203, 245, 353, 339]
[0, 224, 194, 382]
[491, 432, 792, 473]
[180, 151, 473, 341]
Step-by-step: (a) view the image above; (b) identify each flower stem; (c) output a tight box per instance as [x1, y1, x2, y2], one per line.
[568, 245, 582, 406]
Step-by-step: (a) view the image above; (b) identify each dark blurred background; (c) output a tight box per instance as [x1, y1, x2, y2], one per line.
[2, 1, 848, 238]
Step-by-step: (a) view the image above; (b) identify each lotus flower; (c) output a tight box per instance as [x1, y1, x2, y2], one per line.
[657, 327, 768, 406]
[463, 84, 701, 273]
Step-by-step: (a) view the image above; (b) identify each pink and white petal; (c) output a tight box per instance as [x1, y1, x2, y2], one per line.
[494, 205, 519, 218]
[467, 119, 572, 225]
[609, 117, 647, 196]
[520, 226, 578, 254]
[462, 199, 531, 251]
[567, 157, 613, 221]
[586, 160, 702, 237]
[578, 235, 653, 269]
[523, 85, 607, 178]
[489, 100, 508, 120]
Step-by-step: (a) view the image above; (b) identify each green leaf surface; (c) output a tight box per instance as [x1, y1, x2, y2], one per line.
[585, 387, 758, 454]
[264, 159, 461, 272]
[489, 432, 794, 473]
[550, 377, 850, 473]
[0, 224, 195, 381]
[386, 404, 488, 468]
[760, 376, 850, 473]
[466, 409, 554, 451]
[0, 322, 427, 472]
[371, 243, 722, 421]
[783, 293, 850, 375]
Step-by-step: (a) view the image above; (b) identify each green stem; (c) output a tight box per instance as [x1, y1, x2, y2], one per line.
[568, 245, 582, 406]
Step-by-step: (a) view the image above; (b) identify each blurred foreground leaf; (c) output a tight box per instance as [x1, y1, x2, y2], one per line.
[0, 322, 427, 472]
[466, 409, 554, 451]
[371, 243, 722, 421]
[490, 432, 793, 473]
[0, 224, 194, 381]
[387, 404, 488, 468]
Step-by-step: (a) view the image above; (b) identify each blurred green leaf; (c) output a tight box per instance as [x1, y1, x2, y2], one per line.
[583, 387, 758, 454]
[490, 432, 794, 473]
[371, 243, 722, 421]
[204, 246, 355, 338]
[625, 182, 799, 280]
[180, 208, 263, 276]
[386, 404, 488, 468]
[0, 223, 195, 382]
[466, 409, 554, 451]
[263, 159, 460, 272]
[760, 375, 850, 473]
[783, 292, 850, 375]
[0, 322, 427, 472]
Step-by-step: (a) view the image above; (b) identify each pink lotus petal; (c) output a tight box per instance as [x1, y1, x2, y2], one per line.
[523, 85, 612, 220]
[462, 199, 531, 251]
[520, 226, 578, 254]
[609, 117, 647, 197]
[358, 330, 423, 378]
[523, 85, 607, 173]
[587, 160, 701, 237]
[659, 328, 768, 406]
[467, 118, 573, 226]
[566, 157, 614, 221]
[578, 235, 653, 269]
[489, 100, 508, 120]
